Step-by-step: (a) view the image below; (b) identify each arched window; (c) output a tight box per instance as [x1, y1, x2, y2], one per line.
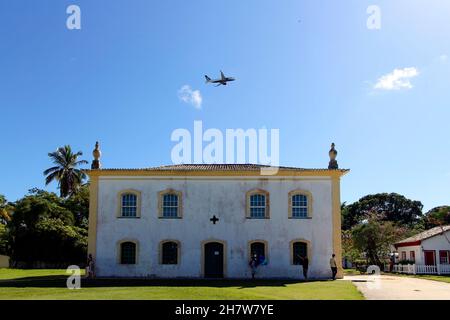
[246, 189, 269, 219]
[292, 241, 308, 265]
[161, 241, 179, 265]
[120, 242, 137, 264]
[249, 241, 267, 261]
[117, 190, 141, 218]
[289, 190, 312, 219]
[158, 190, 182, 218]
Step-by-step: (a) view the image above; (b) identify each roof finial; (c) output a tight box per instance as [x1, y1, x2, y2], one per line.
[91, 141, 102, 169]
[328, 143, 338, 169]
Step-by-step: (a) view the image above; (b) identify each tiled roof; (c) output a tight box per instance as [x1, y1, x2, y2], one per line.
[87, 163, 349, 172]
[395, 225, 450, 245]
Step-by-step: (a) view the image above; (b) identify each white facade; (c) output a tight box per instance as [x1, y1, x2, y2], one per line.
[396, 229, 450, 266]
[88, 166, 346, 279]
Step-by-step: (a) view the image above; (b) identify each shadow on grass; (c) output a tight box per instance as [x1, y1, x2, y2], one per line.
[0, 276, 334, 289]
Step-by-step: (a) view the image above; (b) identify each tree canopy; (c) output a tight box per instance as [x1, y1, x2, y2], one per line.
[43, 145, 88, 198]
[350, 215, 401, 265]
[421, 206, 450, 229]
[342, 193, 423, 230]
[5, 189, 87, 267]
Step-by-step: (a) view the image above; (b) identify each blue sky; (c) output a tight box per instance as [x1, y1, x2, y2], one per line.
[1, 0, 449, 211]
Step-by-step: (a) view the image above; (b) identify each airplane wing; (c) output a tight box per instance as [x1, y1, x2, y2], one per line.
[220, 71, 226, 80]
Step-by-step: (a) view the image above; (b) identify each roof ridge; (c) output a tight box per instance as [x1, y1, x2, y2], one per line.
[396, 225, 450, 244]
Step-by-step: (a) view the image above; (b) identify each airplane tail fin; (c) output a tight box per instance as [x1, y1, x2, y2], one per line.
[205, 75, 211, 83]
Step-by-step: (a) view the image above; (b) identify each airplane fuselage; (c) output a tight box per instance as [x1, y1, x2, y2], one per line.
[205, 72, 235, 86]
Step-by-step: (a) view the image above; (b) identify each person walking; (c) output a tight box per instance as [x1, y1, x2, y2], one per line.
[330, 253, 337, 280]
[86, 254, 95, 279]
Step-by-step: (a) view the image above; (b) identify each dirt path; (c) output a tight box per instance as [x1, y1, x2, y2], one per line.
[345, 275, 450, 300]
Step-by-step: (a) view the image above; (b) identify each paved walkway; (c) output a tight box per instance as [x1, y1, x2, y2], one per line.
[345, 275, 450, 300]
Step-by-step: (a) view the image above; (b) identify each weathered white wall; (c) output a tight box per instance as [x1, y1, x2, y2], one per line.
[397, 245, 422, 264]
[422, 231, 450, 252]
[94, 176, 335, 279]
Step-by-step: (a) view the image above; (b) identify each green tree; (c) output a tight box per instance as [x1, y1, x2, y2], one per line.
[351, 214, 405, 266]
[342, 229, 360, 264]
[6, 189, 87, 267]
[0, 223, 8, 255]
[43, 145, 88, 198]
[342, 193, 423, 230]
[0, 194, 13, 224]
[421, 206, 450, 229]
[63, 184, 89, 228]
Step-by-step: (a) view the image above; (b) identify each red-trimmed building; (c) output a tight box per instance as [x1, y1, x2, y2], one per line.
[394, 225, 450, 266]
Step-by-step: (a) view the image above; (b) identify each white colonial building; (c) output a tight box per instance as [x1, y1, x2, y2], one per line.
[393, 225, 450, 275]
[86, 143, 348, 279]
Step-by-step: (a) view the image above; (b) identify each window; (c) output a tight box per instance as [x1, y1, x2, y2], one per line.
[246, 189, 269, 219]
[163, 194, 178, 217]
[159, 190, 182, 218]
[292, 194, 308, 218]
[249, 241, 267, 262]
[440, 251, 450, 265]
[250, 194, 266, 218]
[292, 241, 308, 265]
[401, 251, 406, 261]
[289, 190, 312, 219]
[117, 190, 141, 218]
[120, 242, 136, 264]
[410, 251, 415, 262]
[161, 241, 179, 265]
[121, 194, 137, 217]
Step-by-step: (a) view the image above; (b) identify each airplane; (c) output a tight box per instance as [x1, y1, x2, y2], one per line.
[205, 71, 235, 86]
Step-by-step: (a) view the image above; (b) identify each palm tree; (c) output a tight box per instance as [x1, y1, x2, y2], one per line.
[44, 145, 88, 197]
[0, 194, 12, 223]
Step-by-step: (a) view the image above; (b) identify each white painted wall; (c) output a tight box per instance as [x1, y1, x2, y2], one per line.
[397, 245, 422, 264]
[422, 230, 450, 264]
[396, 230, 450, 265]
[94, 176, 335, 279]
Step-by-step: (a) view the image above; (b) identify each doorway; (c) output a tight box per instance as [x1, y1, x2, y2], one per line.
[204, 242, 224, 278]
[424, 250, 436, 265]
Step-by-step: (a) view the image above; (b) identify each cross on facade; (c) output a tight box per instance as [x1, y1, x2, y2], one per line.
[210, 215, 219, 224]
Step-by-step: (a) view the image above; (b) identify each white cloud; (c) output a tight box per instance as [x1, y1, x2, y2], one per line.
[177, 85, 202, 109]
[439, 54, 448, 63]
[374, 67, 419, 90]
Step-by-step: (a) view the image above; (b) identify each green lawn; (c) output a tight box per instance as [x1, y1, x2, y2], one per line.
[0, 268, 363, 300]
[390, 273, 450, 284]
[0, 268, 84, 280]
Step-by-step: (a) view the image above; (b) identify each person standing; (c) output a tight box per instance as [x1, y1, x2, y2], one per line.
[300, 255, 309, 280]
[249, 254, 259, 279]
[330, 254, 337, 280]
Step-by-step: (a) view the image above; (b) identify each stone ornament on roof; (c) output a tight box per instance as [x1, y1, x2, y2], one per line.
[91, 141, 102, 169]
[328, 143, 338, 169]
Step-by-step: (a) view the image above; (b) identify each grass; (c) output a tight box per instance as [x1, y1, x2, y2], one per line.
[0, 268, 84, 280]
[343, 268, 360, 276]
[390, 273, 450, 284]
[0, 268, 364, 300]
